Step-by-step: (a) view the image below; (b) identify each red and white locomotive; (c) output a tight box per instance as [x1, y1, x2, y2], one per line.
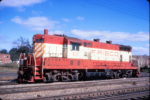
[18, 29, 138, 83]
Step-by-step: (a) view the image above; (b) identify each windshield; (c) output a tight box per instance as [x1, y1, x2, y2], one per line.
[35, 38, 44, 43]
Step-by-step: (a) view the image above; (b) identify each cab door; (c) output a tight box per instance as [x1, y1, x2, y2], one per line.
[63, 39, 68, 58]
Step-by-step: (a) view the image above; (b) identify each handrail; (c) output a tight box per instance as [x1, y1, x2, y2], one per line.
[32, 53, 36, 77]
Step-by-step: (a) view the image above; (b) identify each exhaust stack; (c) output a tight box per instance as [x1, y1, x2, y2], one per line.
[44, 29, 48, 35]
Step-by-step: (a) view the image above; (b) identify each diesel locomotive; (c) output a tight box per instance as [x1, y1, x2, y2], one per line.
[18, 29, 138, 83]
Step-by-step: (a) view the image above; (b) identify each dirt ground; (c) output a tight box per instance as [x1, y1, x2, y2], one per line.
[0, 67, 18, 81]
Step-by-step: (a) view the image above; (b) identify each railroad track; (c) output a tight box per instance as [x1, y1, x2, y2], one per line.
[0, 77, 148, 89]
[0, 77, 149, 100]
[0, 80, 17, 86]
[0, 77, 149, 94]
[28, 85, 150, 100]
[97, 91, 150, 100]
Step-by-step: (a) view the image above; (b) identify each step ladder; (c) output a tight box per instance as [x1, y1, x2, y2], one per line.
[34, 66, 43, 80]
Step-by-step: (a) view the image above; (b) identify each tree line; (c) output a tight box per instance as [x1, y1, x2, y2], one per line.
[0, 37, 32, 61]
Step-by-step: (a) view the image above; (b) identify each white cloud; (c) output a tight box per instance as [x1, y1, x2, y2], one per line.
[62, 18, 70, 22]
[0, 0, 45, 7]
[0, 35, 13, 50]
[11, 16, 58, 31]
[12, 16, 22, 23]
[17, 7, 26, 12]
[49, 30, 65, 35]
[76, 16, 85, 21]
[71, 29, 149, 42]
[145, 43, 149, 47]
[31, 10, 42, 15]
[133, 46, 149, 55]
[62, 17, 84, 22]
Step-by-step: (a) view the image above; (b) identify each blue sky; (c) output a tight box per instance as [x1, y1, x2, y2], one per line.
[0, 0, 149, 55]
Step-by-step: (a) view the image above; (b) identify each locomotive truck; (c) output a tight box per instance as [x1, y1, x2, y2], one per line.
[18, 29, 138, 83]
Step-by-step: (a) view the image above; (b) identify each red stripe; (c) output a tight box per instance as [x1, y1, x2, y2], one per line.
[43, 57, 137, 70]
[44, 35, 64, 44]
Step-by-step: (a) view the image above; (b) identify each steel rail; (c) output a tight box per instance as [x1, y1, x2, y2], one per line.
[0, 77, 148, 87]
[29, 85, 149, 100]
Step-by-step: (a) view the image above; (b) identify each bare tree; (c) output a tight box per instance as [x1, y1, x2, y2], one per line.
[13, 37, 32, 53]
[9, 37, 32, 61]
[132, 55, 150, 68]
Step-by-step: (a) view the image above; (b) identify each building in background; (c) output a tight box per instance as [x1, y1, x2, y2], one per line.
[0, 53, 12, 64]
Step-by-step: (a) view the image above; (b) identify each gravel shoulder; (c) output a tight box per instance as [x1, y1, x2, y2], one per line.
[0, 77, 149, 100]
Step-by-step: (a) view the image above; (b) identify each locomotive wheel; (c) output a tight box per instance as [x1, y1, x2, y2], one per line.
[61, 73, 73, 82]
[109, 71, 115, 79]
[17, 74, 23, 83]
[52, 74, 60, 82]
[43, 75, 48, 83]
[78, 71, 86, 80]
[68, 74, 73, 81]
[114, 72, 120, 79]
[78, 72, 83, 80]
[17, 69, 24, 83]
[110, 74, 115, 79]
[61, 76, 69, 82]
[127, 70, 133, 78]
[122, 74, 127, 78]
[44, 73, 52, 82]
[73, 73, 79, 81]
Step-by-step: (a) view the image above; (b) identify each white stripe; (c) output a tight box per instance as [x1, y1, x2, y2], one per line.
[40, 43, 131, 62]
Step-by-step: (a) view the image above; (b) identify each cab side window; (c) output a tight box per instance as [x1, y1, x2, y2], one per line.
[71, 42, 80, 51]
